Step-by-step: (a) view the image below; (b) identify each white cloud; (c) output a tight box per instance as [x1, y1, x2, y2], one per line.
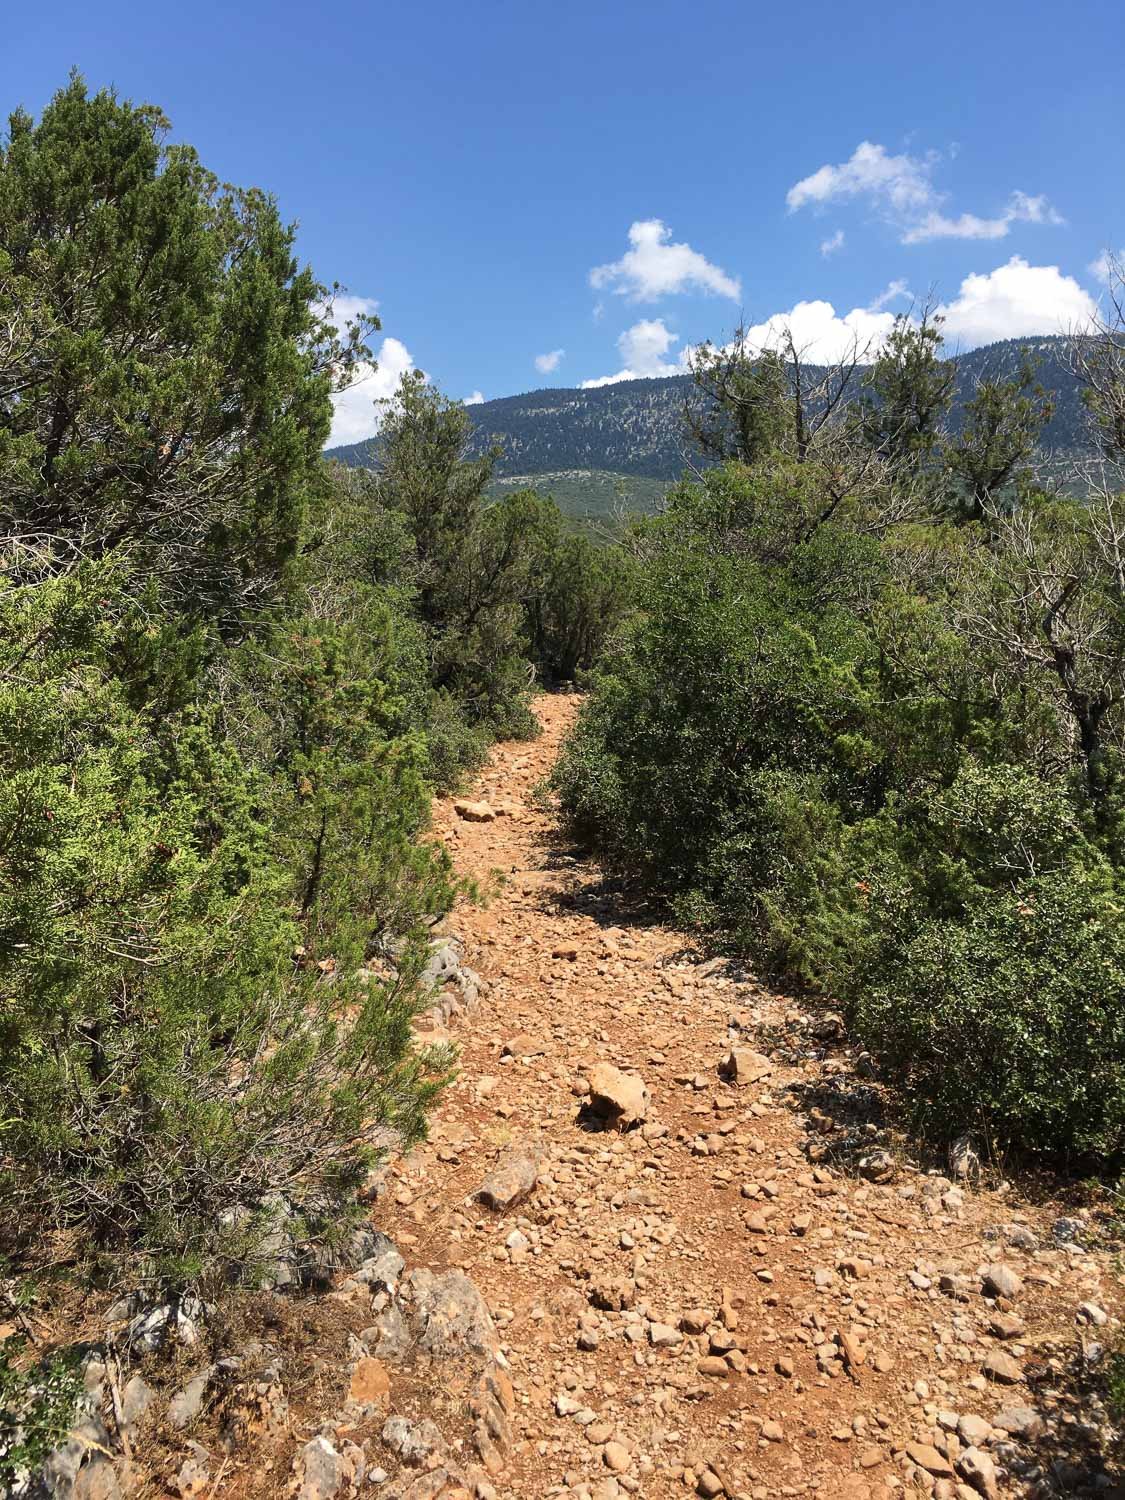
[580, 318, 684, 388]
[463, 390, 485, 405]
[1090, 249, 1120, 286]
[936, 256, 1097, 345]
[590, 219, 740, 302]
[820, 229, 846, 258]
[327, 336, 419, 447]
[735, 300, 899, 364]
[903, 191, 1064, 245]
[577, 257, 1098, 395]
[788, 143, 1062, 247]
[868, 277, 911, 312]
[788, 141, 937, 216]
[534, 348, 565, 374]
[315, 293, 381, 336]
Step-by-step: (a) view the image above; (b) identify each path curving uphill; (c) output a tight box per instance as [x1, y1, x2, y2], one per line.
[375, 693, 1122, 1500]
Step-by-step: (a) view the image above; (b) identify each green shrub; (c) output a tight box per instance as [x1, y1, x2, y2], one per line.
[0, 566, 450, 1289]
[838, 766, 1125, 1160]
[0, 1337, 83, 1489]
[555, 458, 1125, 1167]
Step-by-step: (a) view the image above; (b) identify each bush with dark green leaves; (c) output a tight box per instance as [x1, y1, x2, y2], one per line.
[555, 456, 1125, 1166]
[0, 565, 452, 1288]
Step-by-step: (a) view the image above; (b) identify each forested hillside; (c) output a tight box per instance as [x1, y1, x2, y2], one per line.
[328, 337, 1092, 489]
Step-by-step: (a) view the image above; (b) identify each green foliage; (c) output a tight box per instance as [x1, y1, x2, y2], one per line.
[686, 341, 791, 465]
[840, 766, 1125, 1157]
[0, 1337, 83, 1488]
[0, 561, 451, 1291]
[857, 309, 955, 467]
[942, 355, 1055, 521]
[326, 383, 631, 770]
[555, 437, 1125, 1167]
[0, 74, 369, 628]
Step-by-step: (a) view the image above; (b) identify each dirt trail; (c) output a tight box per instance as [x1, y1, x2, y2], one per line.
[375, 694, 1121, 1500]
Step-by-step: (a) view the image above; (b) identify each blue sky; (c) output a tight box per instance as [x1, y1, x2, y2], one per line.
[4, 0, 1122, 444]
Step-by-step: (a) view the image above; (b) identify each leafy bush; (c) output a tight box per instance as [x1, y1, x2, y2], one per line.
[838, 766, 1125, 1158]
[0, 566, 450, 1288]
[555, 456, 1125, 1167]
[0, 1336, 83, 1489]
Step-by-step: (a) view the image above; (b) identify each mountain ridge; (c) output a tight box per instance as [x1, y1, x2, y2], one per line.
[327, 336, 1093, 504]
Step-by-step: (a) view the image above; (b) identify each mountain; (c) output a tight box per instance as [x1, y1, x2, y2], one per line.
[327, 336, 1094, 515]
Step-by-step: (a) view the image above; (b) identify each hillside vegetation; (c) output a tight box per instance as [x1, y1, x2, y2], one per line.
[4, 75, 1125, 1494]
[328, 336, 1095, 514]
[554, 299, 1125, 1168]
[0, 78, 627, 1323]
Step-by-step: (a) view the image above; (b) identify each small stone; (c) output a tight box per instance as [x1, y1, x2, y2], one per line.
[981, 1264, 1022, 1300]
[719, 1049, 772, 1087]
[906, 1443, 954, 1477]
[477, 1148, 541, 1210]
[586, 1062, 648, 1128]
[698, 1357, 729, 1377]
[501, 1033, 543, 1058]
[169, 1370, 212, 1430]
[988, 1311, 1024, 1340]
[453, 800, 495, 822]
[982, 1351, 1023, 1384]
[649, 1322, 682, 1348]
[760, 1420, 784, 1443]
[957, 1447, 998, 1500]
[1078, 1301, 1108, 1326]
[603, 1441, 631, 1473]
[993, 1406, 1042, 1437]
[958, 1415, 990, 1446]
[859, 1150, 896, 1183]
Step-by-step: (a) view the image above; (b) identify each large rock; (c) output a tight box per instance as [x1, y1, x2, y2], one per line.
[719, 1048, 772, 1087]
[981, 1263, 1023, 1299]
[477, 1148, 541, 1211]
[982, 1351, 1024, 1384]
[586, 1063, 648, 1128]
[399, 1268, 497, 1359]
[296, 1436, 358, 1500]
[906, 1443, 954, 1477]
[958, 1447, 999, 1500]
[453, 800, 495, 822]
[994, 1405, 1043, 1438]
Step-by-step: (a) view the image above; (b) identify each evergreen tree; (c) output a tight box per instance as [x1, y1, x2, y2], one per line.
[943, 355, 1055, 521]
[857, 309, 954, 467]
[0, 74, 370, 628]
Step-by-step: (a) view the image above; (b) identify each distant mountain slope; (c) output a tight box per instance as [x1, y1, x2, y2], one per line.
[327, 336, 1092, 489]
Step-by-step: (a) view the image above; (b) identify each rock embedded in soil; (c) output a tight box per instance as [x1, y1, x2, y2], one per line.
[453, 799, 496, 821]
[982, 1350, 1024, 1384]
[719, 1048, 772, 1087]
[981, 1263, 1023, 1299]
[585, 1062, 648, 1128]
[477, 1147, 541, 1210]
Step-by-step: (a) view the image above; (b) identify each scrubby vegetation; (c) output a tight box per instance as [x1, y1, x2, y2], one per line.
[0, 76, 621, 1300]
[3, 69, 1121, 1339]
[555, 290, 1125, 1170]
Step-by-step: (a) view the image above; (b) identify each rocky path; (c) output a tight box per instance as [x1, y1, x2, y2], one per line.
[374, 694, 1122, 1500]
